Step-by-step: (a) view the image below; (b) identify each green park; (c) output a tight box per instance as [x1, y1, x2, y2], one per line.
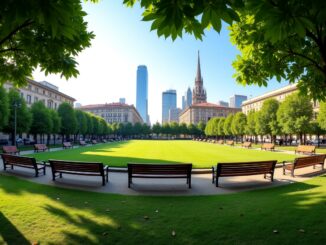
[1, 0, 326, 244]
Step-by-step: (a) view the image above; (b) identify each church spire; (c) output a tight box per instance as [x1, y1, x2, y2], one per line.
[195, 50, 202, 82]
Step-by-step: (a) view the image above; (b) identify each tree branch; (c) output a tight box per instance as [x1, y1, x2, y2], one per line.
[0, 19, 34, 47]
[0, 47, 23, 53]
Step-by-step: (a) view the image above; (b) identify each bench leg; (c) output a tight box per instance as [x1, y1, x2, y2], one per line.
[59, 173, 62, 178]
[188, 177, 191, 189]
[215, 177, 219, 187]
[52, 172, 56, 181]
[128, 177, 131, 188]
[35, 170, 39, 177]
[291, 170, 295, 178]
[102, 176, 105, 186]
[264, 173, 266, 179]
[106, 168, 109, 183]
[212, 167, 215, 184]
[270, 172, 274, 182]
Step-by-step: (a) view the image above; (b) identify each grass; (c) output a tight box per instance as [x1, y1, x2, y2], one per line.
[26, 140, 298, 168]
[0, 174, 325, 244]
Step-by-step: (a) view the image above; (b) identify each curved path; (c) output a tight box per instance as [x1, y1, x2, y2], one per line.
[1, 159, 324, 196]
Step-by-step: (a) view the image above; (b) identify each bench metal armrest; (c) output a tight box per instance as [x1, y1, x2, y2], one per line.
[211, 166, 215, 183]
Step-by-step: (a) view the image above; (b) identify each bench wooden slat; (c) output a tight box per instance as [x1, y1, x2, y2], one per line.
[295, 145, 316, 155]
[2, 146, 20, 155]
[63, 142, 73, 149]
[241, 142, 252, 148]
[1, 154, 46, 177]
[283, 155, 325, 177]
[261, 143, 275, 151]
[212, 160, 277, 187]
[49, 159, 109, 186]
[128, 163, 192, 188]
[34, 144, 48, 152]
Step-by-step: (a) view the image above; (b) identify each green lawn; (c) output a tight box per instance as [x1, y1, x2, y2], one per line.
[27, 140, 298, 168]
[0, 174, 325, 244]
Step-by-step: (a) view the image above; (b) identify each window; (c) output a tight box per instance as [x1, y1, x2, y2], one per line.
[26, 95, 32, 104]
[34, 97, 38, 102]
[21, 92, 24, 98]
[35, 87, 39, 93]
[54, 103, 57, 109]
[47, 100, 53, 108]
[43, 90, 45, 94]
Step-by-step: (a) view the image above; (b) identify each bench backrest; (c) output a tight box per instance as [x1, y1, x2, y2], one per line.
[217, 140, 224, 144]
[80, 141, 86, 145]
[226, 140, 234, 145]
[2, 146, 19, 154]
[296, 145, 316, 153]
[128, 163, 192, 175]
[63, 142, 72, 147]
[34, 144, 47, 150]
[1, 154, 36, 168]
[294, 155, 326, 169]
[242, 142, 251, 147]
[262, 143, 275, 149]
[49, 160, 104, 173]
[92, 140, 97, 144]
[217, 160, 277, 177]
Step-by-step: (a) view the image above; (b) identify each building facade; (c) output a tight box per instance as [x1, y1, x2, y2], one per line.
[241, 83, 320, 116]
[192, 52, 207, 104]
[229, 94, 248, 108]
[162, 89, 177, 123]
[80, 103, 143, 124]
[4, 79, 75, 109]
[136, 65, 149, 124]
[169, 108, 181, 123]
[179, 102, 241, 125]
[217, 100, 229, 107]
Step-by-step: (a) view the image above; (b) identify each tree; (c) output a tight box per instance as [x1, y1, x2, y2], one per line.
[224, 114, 234, 138]
[85, 112, 94, 139]
[170, 122, 179, 137]
[309, 121, 325, 147]
[277, 93, 313, 144]
[124, 0, 326, 100]
[57, 102, 77, 142]
[3, 89, 32, 145]
[256, 99, 280, 143]
[179, 123, 189, 137]
[142, 123, 151, 138]
[0, 87, 9, 131]
[0, 0, 94, 87]
[49, 110, 61, 145]
[318, 102, 326, 130]
[30, 102, 52, 143]
[133, 122, 143, 137]
[205, 118, 214, 137]
[197, 121, 206, 137]
[245, 111, 257, 142]
[218, 118, 225, 140]
[231, 112, 247, 142]
[75, 110, 88, 139]
[188, 123, 199, 138]
[152, 122, 161, 138]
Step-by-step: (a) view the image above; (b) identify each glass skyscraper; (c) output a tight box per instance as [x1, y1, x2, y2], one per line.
[136, 65, 148, 124]
[229, 94, 248, 108]
[162, 89, 177, 123]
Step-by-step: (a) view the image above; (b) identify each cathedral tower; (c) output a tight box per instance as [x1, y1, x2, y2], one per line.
[192, 51, 207, 104]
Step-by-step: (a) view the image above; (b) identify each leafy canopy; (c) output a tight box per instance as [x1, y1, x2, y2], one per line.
[0, 0, 94, 87]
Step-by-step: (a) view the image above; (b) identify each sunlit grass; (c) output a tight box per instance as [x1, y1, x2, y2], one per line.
[27, 140, 298, 168]
[0, 174, 325, 244]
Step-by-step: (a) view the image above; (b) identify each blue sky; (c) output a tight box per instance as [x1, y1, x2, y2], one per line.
[33, 1, 289, 124]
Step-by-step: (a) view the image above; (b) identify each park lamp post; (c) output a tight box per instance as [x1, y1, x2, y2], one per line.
[13, 100, 21, 147]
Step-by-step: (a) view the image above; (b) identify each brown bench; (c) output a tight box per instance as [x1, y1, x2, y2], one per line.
[91, 140, 97, 144]
[79, 140, 87, 146]
[2, 146, 20, 155]
[283, 155, 325, 177]
[212, 160, 277, 187]
[217, 140, 224, 144]
[226, 140, 234, 146]
[241, 142, 252, 148]
[261, 143, 275, 151]
[34, 144, 49, 153]
[63, 142, 73, 149]
[295, 145, 316, 155]
[1, 154, 46, 177]
[127, 163, 192, 189]
[49, 160, 109, 186]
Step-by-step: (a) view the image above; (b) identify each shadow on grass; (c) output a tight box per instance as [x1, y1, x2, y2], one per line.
[0, 174, 325, 244]
[0, 212, 30, 245]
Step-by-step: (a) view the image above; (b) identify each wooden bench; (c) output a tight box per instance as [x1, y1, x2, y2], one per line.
[241, 142, 252, 148]
[283, 155, 325, 177]
[63, 142, 73, 149]
[212, 160, 277, 187]
[295, 145, 316, 155]
[2, 146, 20, 155]
[261, 143, 275, 151]
[217, 140, 224, 144]
[1, 154, 46, 177]
[34, 144, 49, 153]
[79, 140, 87, 146]
[49, 160, 109, 186]
[127, 163, 192, 188]
[226, 140, 234, 146]
[91, 140, 97, 144]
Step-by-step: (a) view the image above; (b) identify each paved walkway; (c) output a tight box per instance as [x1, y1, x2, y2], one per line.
[1, 160, 324, 196]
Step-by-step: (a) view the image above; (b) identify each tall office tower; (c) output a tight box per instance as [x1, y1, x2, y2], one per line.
[229, 95, 248, 108]
[162, 89, 177, 123]
[186, 87, 192, 107]
[217, 100, 229, 107]
[119, 98, 126, 104]
[136, 65, 148, 123]
[182, 96, 186, 110]
[192, 51, 207, 104]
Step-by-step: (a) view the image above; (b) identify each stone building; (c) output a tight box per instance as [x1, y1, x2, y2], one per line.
[80, 103, 143, 125]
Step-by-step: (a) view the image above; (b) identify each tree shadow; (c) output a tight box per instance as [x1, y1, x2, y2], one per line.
[0, 212, 30, 245]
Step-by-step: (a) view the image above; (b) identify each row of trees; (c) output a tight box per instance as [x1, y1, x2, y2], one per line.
[205, 93, 326, 145]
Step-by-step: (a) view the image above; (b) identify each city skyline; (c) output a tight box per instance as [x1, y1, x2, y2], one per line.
[136, 65, 149, 124]
[31, 1, 290, 123]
